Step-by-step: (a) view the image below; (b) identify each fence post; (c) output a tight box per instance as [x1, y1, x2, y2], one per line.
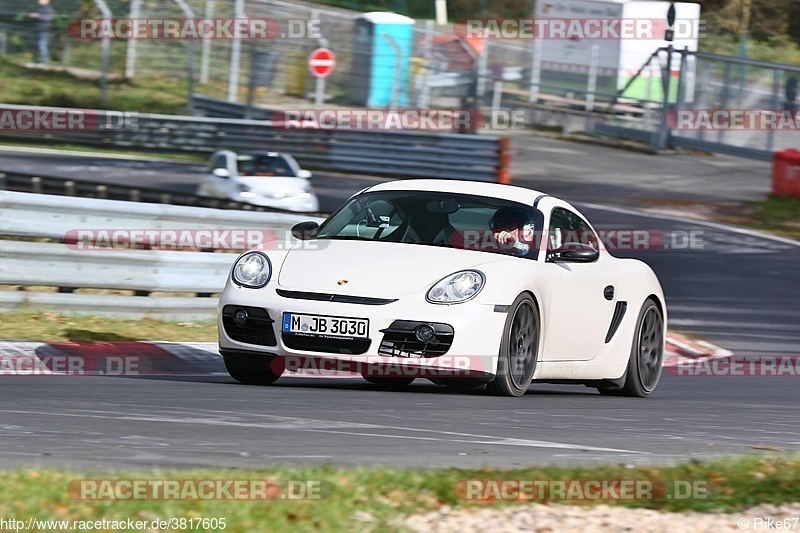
[174, 0, 196, 114]
[418, 20, 434, 109]
[0, 173, 5, 190]
[93, 0, 112, 104]
[64, 180, 76, 196]
[696, 60, 712, 142]
[96, 185, 108, 199]
[584, 44, 599, 132]
[529, 37, 542, 105]
[767, 68, 783, 153]
[124, 0, 140, 78]
[31, 177, 42, 194]
[199, 0, 214, 84]
[718, 62, 732, 144]
[657, 44, 674, 149]
[228, 0, 245, 102]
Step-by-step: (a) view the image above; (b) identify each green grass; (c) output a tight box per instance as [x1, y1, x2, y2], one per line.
[0, 58, 187, 113]
[0, 455, 798, 531]
[0, 311, 216, 342]
[0, 140, 207, 162]
[722, 195, 800, 241]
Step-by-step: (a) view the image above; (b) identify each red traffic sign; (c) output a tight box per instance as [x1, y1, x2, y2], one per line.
[308, 48, 335, 78]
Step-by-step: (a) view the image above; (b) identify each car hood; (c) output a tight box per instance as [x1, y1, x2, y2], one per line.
[234, 176, 311, 194]
[277, 239, 506, 297]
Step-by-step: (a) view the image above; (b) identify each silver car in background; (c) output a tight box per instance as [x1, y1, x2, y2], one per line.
[196, 150, 320, 212]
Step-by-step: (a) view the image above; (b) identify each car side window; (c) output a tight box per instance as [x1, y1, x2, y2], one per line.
[548, 207, 599, 252]
[210, 154, 228, 172]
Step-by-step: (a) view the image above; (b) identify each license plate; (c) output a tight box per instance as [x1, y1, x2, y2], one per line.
[282, 313, 369, 339]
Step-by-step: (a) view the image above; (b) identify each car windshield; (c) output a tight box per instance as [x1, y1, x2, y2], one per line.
[316, 191, 542, 258]
[237, 154, 295, 177]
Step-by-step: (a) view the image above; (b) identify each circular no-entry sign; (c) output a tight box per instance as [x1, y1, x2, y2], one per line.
[308, 48, 335, 78]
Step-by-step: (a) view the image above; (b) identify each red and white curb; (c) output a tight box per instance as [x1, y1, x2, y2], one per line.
[0, 335, 727, 378]
[663, 335, 733, 369]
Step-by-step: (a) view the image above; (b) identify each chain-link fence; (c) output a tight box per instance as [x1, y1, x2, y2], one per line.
[2, 0, 798, 160]
[597, 48, 800, 159]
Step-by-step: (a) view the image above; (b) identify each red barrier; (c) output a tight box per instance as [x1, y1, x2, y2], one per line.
[772, 149, 800, 198]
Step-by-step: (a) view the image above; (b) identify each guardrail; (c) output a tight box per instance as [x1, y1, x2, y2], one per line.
[0, 103, 510, 183]
[0, 191, 323, 319]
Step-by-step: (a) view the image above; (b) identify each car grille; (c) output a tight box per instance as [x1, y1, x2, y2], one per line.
[378, 320, 454, 357]
[282, 334, 371, 355]
[276, 289, 397, 306]
[222, 305, 277, 347]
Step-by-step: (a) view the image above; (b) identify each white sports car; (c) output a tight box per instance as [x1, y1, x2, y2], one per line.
[196, 150, 319, 213]
[218, 179, 666, 397]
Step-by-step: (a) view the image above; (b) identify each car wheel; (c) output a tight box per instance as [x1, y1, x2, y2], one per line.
[224, 356, 282, 385]
[362, 376, 415, 388]
[486, 293, 540, 397]
[598, 298, 664, 397]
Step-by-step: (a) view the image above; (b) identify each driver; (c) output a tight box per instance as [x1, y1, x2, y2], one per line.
[489, 207, 536, 254]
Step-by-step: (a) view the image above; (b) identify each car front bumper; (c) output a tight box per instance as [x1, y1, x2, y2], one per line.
[218, 282, 507, 380]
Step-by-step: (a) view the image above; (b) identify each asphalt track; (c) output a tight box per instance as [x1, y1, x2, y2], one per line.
[1, 144, 798, 470]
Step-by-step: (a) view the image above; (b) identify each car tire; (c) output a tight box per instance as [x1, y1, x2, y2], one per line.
[362, 376, 415, 388]
[597, 298, 664, 397]
[486, 293, 540, 397]
[224, 356, 282, 385]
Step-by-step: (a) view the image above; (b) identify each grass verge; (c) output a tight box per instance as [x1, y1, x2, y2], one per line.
[0, 311, 216, 342]
[744, 195, 800, 240]
[0, 140, 207, 162]
[0, 455, 798, 531]
[0, 58, 187, 114]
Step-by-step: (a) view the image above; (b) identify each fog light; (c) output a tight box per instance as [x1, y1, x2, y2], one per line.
[414, 324, 436, 343]
[233, 308, 248, 327]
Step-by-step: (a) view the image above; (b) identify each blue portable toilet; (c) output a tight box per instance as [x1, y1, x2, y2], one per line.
[351, 12, 415, 108]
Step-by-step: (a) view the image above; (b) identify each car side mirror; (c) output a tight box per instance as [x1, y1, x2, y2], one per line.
[291, 221, 320, 240]
[547, 243, 599, 263]
[297, 170, 312, 179]
[213, 168, 231, 178]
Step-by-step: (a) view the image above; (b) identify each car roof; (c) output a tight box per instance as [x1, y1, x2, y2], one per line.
[366, 179, 547, 206]
[236, 151, 285, 157]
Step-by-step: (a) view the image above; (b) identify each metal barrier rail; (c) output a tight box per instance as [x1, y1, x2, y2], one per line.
[0, 168, 324, 215]
[0, 191, 324, 317]
[0, 103, 509, 183]
[0, 190, 318, 240]
[0, 240, 236, 294]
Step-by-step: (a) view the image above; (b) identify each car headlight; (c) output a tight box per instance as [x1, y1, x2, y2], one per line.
[426, 270, 485, 304]
[232, 252, 271, 288]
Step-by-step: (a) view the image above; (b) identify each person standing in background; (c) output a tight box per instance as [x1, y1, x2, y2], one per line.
[28, 0, 54, 66]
